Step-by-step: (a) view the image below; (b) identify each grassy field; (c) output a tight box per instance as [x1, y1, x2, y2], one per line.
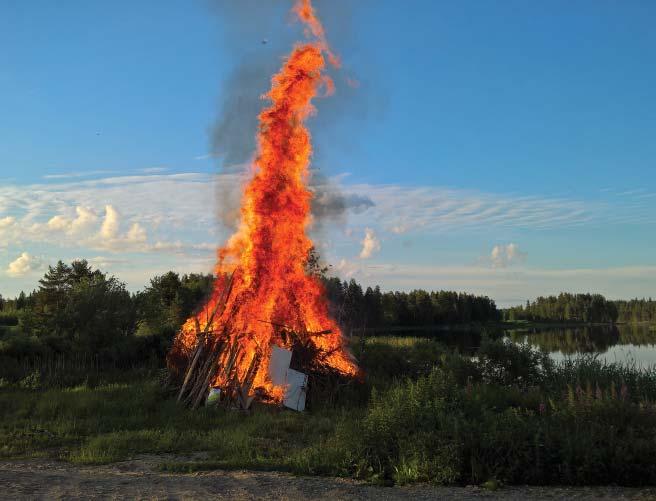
[3, 336, 656, 486]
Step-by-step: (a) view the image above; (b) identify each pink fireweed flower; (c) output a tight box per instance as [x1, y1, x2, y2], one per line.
[620, 383, 629, 401]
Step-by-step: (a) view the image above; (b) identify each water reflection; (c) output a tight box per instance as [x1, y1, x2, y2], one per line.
[506, 324, 656, 368]
[366, 324, 656, 367]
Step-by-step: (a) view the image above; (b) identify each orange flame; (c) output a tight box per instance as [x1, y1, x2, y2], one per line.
[169, 0, 359, 401]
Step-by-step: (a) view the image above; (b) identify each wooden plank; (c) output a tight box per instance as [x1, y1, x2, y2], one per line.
[176, 336, 205, 402]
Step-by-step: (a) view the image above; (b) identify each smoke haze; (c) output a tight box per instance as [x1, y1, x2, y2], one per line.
[208, 0, 377, 231]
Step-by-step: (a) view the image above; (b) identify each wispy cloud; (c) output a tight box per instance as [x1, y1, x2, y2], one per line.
[42, 170, 113, 180]
[194, 153, 220, 161]
[617, 189, 647, 196]
[345, 184, 597, 233]
[1, 171, 655, 298]
[334, 262, 656, 307]
[139, 167, 169, 174]
[1, 171, 651, 257]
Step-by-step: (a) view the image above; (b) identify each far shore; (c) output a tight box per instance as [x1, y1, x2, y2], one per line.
[356, 320, 656, 336]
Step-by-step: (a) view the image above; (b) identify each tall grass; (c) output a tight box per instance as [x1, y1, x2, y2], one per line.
[2, 337, 656, 486]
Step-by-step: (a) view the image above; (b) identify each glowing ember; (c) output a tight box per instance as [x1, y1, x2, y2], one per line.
[168, 0, 359, 404]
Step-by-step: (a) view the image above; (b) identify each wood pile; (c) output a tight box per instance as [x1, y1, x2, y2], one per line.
[170, 272, 355, 411]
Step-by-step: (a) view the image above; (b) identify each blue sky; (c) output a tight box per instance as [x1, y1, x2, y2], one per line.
[1, 0, 655, 306]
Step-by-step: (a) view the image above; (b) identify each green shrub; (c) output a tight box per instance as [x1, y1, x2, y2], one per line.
[477, 336, 554, 388]
[18, 371, 41, 390]
[3, 336, 656, 487]
[0, 312, 19, 326]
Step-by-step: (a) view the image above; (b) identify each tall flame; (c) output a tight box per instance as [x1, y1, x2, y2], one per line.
[169, 0, 359, 400]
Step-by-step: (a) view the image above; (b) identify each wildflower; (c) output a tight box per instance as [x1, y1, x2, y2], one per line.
[538, 402, 546, 415]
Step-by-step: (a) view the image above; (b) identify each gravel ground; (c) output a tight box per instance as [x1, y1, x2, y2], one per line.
[1, 457, 656, 500]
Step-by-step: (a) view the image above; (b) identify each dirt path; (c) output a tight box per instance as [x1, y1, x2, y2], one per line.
[1, 457, 655, 500]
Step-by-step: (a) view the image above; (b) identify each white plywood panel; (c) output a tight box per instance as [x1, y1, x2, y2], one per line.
[269, 346, 292, 386]
[283, 368, 308, 412]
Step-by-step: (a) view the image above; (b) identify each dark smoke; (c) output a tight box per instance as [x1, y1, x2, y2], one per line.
[215, 170, 375, 231]
[208, 0, 379, 230]
[310, 171, 374, 226]
[207, 0, 291, 166]
[210, 59, 278, 167]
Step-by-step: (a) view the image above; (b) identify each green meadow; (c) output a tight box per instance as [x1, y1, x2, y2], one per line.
[3, 336, 656, 487]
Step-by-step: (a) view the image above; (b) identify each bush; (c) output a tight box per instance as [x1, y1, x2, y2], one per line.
[335, 339, 656, 486]
[0, 312, 19, 326]
[3, 335, 656, 487]
[476, 336, 554, 388]
[343, 363, 656, 486]
[18, 371, 41, 390]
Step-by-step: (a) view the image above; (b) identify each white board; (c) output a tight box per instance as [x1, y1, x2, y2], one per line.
[268, 346, 292, 386]
[267, 345, 308, 411]
[283, 368, 308, 412]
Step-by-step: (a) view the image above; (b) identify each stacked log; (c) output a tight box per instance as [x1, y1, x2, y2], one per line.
[172, 271, 356, 411]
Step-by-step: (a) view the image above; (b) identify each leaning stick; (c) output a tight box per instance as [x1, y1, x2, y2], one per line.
[203, 271, 236, 335]
[191, 349, 223, 410]
[186, 338, 225, 406]
[177, 272, 235, 406]
[177, 338, 205, 402]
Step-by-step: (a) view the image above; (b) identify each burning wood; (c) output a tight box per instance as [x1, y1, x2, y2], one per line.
[171, 268, 357, 411]
[167, 0, 360, 410]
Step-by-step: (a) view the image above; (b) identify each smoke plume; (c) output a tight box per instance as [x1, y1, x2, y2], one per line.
[208, 0, 377, 232]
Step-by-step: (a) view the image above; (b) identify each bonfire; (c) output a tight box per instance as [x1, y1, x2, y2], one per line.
[167, 0, 360, 411]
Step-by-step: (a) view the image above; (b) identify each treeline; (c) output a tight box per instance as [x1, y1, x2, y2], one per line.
[503, 293, 656, 324]
[614, 299, 656, 323]
[0, 260, 214, 379]
[0, 259, 501, 379]
[323, 278, 501, 329]
[504, 293, 619, 323]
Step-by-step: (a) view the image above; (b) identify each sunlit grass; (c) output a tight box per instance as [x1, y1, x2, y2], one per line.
[4, 338, 656, 485]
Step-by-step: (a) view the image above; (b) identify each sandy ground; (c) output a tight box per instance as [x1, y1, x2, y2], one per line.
[1, 457, 656, 500]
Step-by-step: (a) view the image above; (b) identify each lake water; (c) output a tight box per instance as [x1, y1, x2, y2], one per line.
[368, 324, 656, 368]
[504, 324, 656, 368]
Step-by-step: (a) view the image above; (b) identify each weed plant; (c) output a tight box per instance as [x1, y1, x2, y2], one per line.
[2, 337, 656, 486]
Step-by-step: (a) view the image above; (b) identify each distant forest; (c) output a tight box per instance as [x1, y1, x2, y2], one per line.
[322, 277, 500, 329]
[0, 259, 499, 378]
[1, 259, 655, 380]
[503, 293, 656, 324]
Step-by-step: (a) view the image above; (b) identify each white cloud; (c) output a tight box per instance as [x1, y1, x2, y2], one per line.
[86, 256, 129, 268]
[151, 241, 216, 252]
[0, 170, 642, 260]
[0, 200, 156, 255]
[47, 215, 70, 231]
[100, 205, 120, 240]
[338, 262, 656, 308]
[359, 228, 381, 259]
[0, 216, 16, 229]
[391, 224, 409, 235]
[126, 223, 147, 243]
[45, 207, 97, 235]
[0, 171, 654, 299]
[335, 258, 360, 278]
[7, 252, 37, 277]
[336, 183, 637, 235]
[489, 243, 527, 268]
[72, 207, 98, 233]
